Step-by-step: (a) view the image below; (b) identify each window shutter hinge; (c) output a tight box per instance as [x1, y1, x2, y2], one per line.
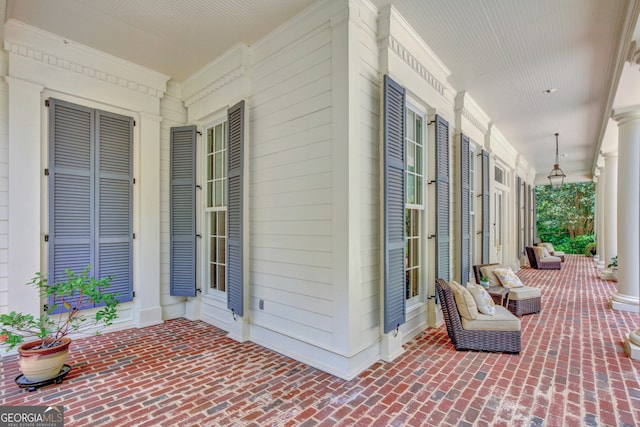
[45, 99, 50, 107]
[132, 291, 136, 298]
[133, 178, 136, 184]
[133, 233, 136, 239]
[133, 120, 136, 127]
[44, 168, 49, 176]
[44, 234, 49, 242]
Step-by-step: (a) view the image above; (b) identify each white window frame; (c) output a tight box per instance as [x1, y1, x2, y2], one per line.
[405, 103, 426, 308]
[469, 145, 477, 268]
[203, 118, 228, 298]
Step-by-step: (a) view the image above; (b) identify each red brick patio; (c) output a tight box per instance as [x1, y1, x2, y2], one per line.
[1, 255, 639, 426]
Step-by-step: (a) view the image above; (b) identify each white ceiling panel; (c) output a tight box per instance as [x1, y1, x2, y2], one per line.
[6, 0, 638, 183]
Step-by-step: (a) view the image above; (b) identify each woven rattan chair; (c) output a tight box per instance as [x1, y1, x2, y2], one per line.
[526, 246, 561, 270]
[473, 263, 541, 316]
[435, 279, 521, 353]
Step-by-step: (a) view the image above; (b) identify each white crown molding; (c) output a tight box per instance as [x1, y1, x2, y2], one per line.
[5, 40, 165, 99]
[183, 65, 246, 108]
[384, 35, 445, 96]
[461, 107, 488, 135]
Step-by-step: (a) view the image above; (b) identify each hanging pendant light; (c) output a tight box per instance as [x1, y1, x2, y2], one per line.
[547, 133, 565, 190]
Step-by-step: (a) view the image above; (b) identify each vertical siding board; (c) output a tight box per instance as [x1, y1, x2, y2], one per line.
[460, 134, 470, 283]
[170, 125, 197, 297]
[383, 75, 406, 333]
[517, 176, 522, 258]
[227, 101, 244, 316]
[435, 116, 450, 281]
[481, 150, 490, 263]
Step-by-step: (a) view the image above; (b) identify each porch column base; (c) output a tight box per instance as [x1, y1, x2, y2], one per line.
[624, 329, 640, 359]
[380, 331, 404, 362]
[610, 293, 640, 313]
[600, 269, 615, 280]
[135, 306, 164, 328]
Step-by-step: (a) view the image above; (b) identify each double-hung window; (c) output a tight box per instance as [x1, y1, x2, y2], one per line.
[206, 121, 227, 294]
[405, 107, 424, 304]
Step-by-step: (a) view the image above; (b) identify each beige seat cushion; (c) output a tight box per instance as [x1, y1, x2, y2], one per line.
[533, 246, 546, 259]
[552, 250, 565, 256]
[449, 281, 478, 320]
[541, 255, 562, 263]
[479, 265, 504, 288]
[508, 286, 541, 300]
[461, 306, 521, 331]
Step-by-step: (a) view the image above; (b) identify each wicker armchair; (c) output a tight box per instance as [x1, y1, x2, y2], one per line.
[526, 246, 561, 270]
[435, 279, 521, 353]
[472, 263, 542, 316]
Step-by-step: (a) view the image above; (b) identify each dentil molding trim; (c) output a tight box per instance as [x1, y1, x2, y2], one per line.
[5, 41, 165, 99]
[183, 65, 246, 107]
[384, 36, 445, 96]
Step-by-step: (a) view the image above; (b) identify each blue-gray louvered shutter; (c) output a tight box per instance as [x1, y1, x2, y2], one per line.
[460, 134, 470, 283]
[524, 183, 529, 247]
[383, 75, 406, 333]
[532, 188, 537, 242]
[48, 99, 94, 312]
[227, 101, 244, 316]
[170, 126, 197, 297]
[517, 176, 522, 258]
[481, 150, 490, 263]
[435, 116, 450, 281]
[96, 110, 134, 302]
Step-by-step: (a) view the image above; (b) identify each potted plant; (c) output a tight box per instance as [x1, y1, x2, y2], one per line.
[0, 266, 119, 382]
[608, 256, 618, 281]
[585, 242, 597, 257]
[480, 275, 490, 289]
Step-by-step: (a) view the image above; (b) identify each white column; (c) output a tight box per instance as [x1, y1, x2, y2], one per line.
[6, 77, 44, 315]
[610, 108, 640, 313]
[595, 170, 605, 267]
[134, 112, 164, 328]
[613, 107, 640, 360]
[601, 152, 617, 277]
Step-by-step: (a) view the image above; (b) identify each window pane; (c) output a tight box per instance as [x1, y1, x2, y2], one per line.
[207, 128, 213, 153]
[219, 212, 226, 235]
[412, 210, 420, 236]
[215, 154, 223, 179]
[211, 212, 217, 234]
[215, 124, 223, 151]
[415, 116, 422, 145]
[210, 237, 216, 261]
[210, 264, 216, 289]
[411, 269, 419, 298]
[407, 144, 415, 172]
[407, 110, 415, 139]
[207, 183, 213, 208]
[407, 174, 415, 204]
[207, 154, 213, 181]
[215, 181, 223, 206]
[218, 265, 226, 292]
[416, 176, 422, 205]
[219, 238, 226, 263]
[415, 146, 422, 174]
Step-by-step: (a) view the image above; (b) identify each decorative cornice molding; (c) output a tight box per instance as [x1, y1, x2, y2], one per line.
[461, 107, 488, 134]
[384, 36, 445, 96]
[5, 41, 165, 98]
[183, 66, 245, 107]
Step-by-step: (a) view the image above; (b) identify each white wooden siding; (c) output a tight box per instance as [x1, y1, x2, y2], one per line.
[250, 18, 334, 346]
[0, 52, 8, 314]
[357, 10, 382, 346]
[159, 83, 189, 319]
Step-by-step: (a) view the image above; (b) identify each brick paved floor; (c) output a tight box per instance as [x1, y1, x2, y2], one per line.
[1, 255, 639, 426]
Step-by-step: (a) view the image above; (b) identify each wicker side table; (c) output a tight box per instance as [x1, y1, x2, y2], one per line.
[487, 286, 509, 307]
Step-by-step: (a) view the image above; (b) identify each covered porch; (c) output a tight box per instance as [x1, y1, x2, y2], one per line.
[2, 255, 639, 426]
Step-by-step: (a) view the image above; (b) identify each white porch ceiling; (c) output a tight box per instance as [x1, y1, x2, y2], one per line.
[6, 0, 640, 184]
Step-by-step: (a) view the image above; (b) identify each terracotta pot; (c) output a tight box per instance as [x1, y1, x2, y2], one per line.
[18, 337, 71, 382]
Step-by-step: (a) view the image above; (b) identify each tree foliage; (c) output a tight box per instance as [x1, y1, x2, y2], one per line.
[535, 182, 595, 254]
